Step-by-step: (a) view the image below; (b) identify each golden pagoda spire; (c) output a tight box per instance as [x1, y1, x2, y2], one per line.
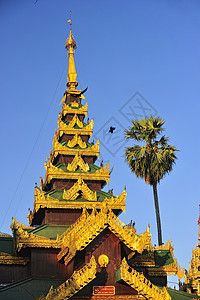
[65, 11, 78, 91]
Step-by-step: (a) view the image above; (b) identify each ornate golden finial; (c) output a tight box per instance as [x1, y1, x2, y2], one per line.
[65, 11, 78, 91]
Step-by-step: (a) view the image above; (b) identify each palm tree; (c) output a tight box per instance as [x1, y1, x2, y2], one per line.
[124, 116, 178, 245]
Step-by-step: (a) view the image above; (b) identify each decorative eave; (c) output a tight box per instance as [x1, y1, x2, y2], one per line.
[0, 232, 12, 237]
[116, 258, 171, 300]
[10, 217, 33, 232]
[67, 153, 89, 172]
[51, 134, 99, 158]
[40, 256, 97, 300]
[63, 178, 97, 201]
[27, 186, 126, 225]
[154, 240, 185, 280]
[11, 217, 61, 252]
[129, 251, 155, 267]
[67, 133, 87, 148]
[62, 101, 88, 117]
[57, 208, 152, 264]
[57, 117, 94, 137]
[58, 112, 85, 129]
[0, 252, 30, 265]
[43, 160, 110, 185]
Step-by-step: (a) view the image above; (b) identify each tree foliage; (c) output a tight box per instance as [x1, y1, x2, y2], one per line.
[124, 116, 178, 186]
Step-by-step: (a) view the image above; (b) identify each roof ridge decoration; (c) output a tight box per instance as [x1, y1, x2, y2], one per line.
[43, 159, 109, 185]
[62, 102, 88, 116]
[0, 252, 30, 265]
[67, 133, 87, 148]
[40, 256, 97, 300]
[0, 232, 12, 237]
[12, 217, 61, 252]
[116, 258, 171, 300]
[10, 217, 33, 231]
[63, 178, 97, 201]
[154, 240, 185, 280]
[57, 208, 152, 265]
[67, 153, 89, 172]
[57, 118, 94, 138]
[104, 188, 127, 213]
[27, 186, 126, 225]
[51, 134, 99, 158]
[65, 113, 84, 128]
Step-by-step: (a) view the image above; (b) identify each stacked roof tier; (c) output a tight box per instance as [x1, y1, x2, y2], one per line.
[28, 26, 126, 226]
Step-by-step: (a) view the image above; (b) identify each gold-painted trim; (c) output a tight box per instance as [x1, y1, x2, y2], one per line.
[52, 134, 99, 158]
[0, 252, 29, 265]
[63, 178, 97, 201]
[58, 117, 94, 137]
[67, 154, 89, 172]
[44, 159, 110, 186]
[118, 258, 171, 300]
[98, 254, 109, 267]
[66, 114, 84, 128]
[27, 186, 126, 225]
[67, 133, 87, 148]
[57, 208, 152, 264]
[62, 102, 88, 117]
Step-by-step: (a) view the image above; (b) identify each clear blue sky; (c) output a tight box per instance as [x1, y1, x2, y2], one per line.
[1, 0, 200, 286]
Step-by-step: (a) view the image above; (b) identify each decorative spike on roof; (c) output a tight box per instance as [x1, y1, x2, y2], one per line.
[65, 11, 78, 91]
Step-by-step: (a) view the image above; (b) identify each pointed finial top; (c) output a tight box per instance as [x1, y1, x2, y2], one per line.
[65, 11, 78, 90]
[65, 10, 77, 50]
[68, 10, 72, 27]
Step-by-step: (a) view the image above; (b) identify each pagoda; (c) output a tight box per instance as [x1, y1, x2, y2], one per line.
[184, 206, 200, 296]
[0, 18, 188, 300]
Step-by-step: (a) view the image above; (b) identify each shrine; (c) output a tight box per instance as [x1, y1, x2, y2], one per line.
[0, 18, 198, 300]
[184, 207, 200, 296]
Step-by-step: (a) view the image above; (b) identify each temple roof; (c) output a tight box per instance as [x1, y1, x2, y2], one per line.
[45, 188, 113, 202]
[0, 278, 65, 300]
[24, 224, 69, 240]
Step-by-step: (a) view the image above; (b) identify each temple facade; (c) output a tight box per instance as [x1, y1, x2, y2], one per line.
[0, 19, 197, 300]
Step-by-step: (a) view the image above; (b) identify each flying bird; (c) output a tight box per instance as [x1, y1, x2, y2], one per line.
[109, 126, 116, 133]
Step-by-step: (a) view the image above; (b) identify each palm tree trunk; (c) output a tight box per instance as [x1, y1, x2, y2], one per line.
[152, 182, 162, 245]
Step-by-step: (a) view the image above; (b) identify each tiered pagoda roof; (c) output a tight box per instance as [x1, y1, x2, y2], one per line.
[0, 17, 189, 300]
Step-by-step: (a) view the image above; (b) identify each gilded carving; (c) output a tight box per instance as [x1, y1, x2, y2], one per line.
[12, 217, 61, 252]
[63, 178, 97, 201]
[66, 114, 84, 128]
[62, 102, 88, 117]
[28, 186, 126, 225]
[52, 134, 99, 157]
[44, 158, 109, 186]
[67, 154, 89, 172]
[58, 208, 152, 265]
[98, 254, 109, 267]
[0, 232, 12, 237]
[0, 252, 29, 265]
[104, 188, 127, 213]
[67, 133, 87, 148]
[119, 258, 171, 300]
[58, 117, 93, 137]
